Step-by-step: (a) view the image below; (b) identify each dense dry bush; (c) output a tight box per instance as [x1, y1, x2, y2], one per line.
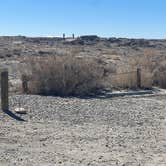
[22, 55, 104, 96]
[20, 48, 166, 94]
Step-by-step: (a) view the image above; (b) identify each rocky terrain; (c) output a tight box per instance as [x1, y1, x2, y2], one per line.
[1, 36, 166, 60]
[0, 94, 166, 165]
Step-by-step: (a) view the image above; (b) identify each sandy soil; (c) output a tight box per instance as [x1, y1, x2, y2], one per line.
[0, 95, 166, 166]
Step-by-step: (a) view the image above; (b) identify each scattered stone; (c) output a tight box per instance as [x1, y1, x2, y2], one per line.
[14, 107, 27, 114]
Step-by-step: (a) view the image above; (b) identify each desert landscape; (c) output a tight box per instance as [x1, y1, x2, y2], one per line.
[1, 36, 166, 91]
[0, 36, 166, 165]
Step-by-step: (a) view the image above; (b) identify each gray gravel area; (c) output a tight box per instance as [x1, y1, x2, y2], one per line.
[0, 95, 166, 166]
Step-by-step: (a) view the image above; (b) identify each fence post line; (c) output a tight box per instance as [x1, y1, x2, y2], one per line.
[22, 75, 28, 94]
[63, 33, 65, 40]
[137, 68, 141, 88]
[1, 69, 9, 111]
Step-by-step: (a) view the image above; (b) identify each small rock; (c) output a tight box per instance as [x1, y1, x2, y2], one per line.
[14, 107, 27, 114]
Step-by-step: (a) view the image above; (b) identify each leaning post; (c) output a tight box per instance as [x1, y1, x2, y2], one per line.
[137, 68, 141, 89]
[1, 69, 9, 111]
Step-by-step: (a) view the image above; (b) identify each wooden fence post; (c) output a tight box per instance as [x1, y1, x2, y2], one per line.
[22, 75, 28, 94]
[137, 68, 141, 88]
[1, 69, 9, 111]
[63, 33, 65, 40]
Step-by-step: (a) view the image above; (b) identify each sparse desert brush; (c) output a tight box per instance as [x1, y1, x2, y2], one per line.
[20, 46, 166, 95]
[126, 52, 155, 88]
[153, 63, 166, 88]
[109, 71, 137, 89]
[105, 51, 154, 89]
[21, 55, 105, 96]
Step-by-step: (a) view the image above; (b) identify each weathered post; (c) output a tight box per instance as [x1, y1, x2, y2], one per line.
[1, 69, 9, 111]
[63, 33, 65, 40]
[22, 75, 28, 94]
[72, 34, 75, 39]
[137, 68, 141, 88]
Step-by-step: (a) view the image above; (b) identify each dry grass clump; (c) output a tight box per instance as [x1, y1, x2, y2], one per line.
[140, 69, 153, 88]
[153, 64, 166, 88]
[126, 51, 154, 88]
[107, 69, 153, 90]
[22, 55, 104, 96]
[108, 69, 137, 89]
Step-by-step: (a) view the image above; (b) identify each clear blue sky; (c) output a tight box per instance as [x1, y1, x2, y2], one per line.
[0, 0, 166, 38]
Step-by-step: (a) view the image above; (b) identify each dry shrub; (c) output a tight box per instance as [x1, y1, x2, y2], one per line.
[107, 69, 153, 89]
[20, 47, 166, 93]
[153, 63, 166, 88]
[140, 69, 153, 88]
[105, 50, 155, 89]
[126, 51, 154, 88]
[110, 71, 137, 89]
[103, 63, 136, 89]
[22, 55, 104, 96]
[131, 49, 166, 89]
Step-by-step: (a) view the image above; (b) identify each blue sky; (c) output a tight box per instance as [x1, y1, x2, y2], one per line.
[0, 0, 166, 38]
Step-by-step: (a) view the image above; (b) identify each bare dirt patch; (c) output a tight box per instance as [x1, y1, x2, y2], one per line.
[0, 95, 166, 165]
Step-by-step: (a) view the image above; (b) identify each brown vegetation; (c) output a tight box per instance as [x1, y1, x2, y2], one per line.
[1, 36, 165, 95]
[21, 48, 166, 96]
[22, 55, 105, 96]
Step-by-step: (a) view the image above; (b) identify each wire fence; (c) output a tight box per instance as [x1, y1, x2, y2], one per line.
[1, 67, 165, 94]
[1, 66, 166, 110]
[19, 67, 166, 94]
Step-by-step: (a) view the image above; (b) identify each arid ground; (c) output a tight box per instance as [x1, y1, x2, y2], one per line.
[0, 36, 166, 166]
[0, 94, 166, 166]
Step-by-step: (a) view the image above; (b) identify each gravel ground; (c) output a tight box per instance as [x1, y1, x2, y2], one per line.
[0, 94, 166, 166]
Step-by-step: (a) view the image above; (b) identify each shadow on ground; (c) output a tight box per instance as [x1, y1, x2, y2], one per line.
[2, 109, 26, 122]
